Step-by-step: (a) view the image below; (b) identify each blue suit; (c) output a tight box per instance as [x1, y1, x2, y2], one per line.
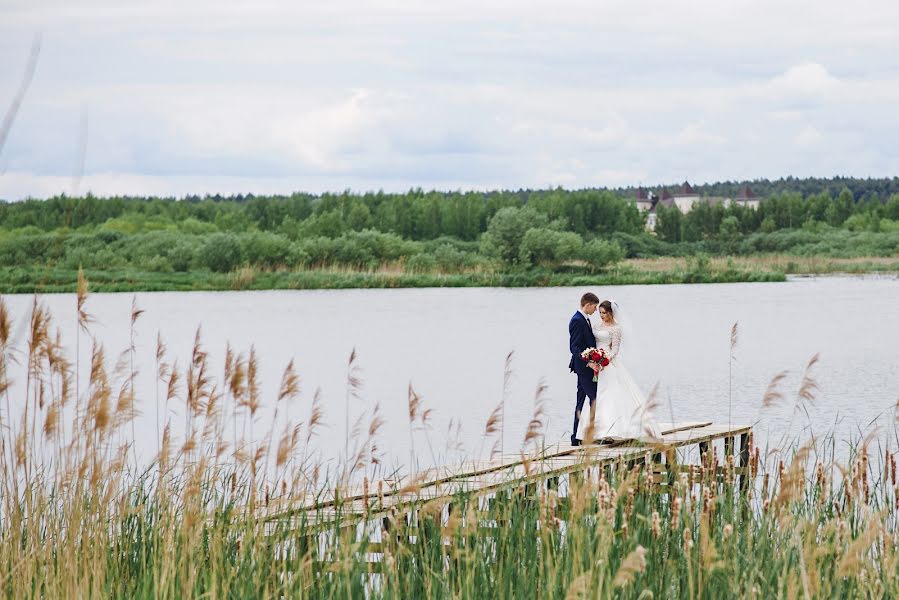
[568, 311, 598, 444]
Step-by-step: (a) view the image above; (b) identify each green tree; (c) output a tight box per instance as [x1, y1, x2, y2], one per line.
[518, 228, 582, 267]
[719, 215, 740, 240]
[347, 202, 372, 231]
[581, 239, 624, 273]
[805, 192, 831, 223]
[241, 232, 292, 268]
[654, 205, 683, 243]
[299, 210, 346, 238]
[885, 195, 899, 220]
[826, 189, 854, 226]
[480, 206, 550, 266]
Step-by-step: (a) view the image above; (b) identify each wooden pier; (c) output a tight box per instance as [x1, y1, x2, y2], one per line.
[264, 421, 753, 529]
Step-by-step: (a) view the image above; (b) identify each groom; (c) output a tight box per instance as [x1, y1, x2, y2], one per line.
[568, 292, 600, 446]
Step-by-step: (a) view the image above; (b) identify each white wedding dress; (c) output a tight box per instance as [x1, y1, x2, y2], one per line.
[575, 322, 662, 442]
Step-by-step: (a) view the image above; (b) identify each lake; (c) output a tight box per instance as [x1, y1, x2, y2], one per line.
[3, 275, 897, 477]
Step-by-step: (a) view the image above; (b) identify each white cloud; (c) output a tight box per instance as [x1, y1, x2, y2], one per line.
[2, 0, 899, 199]
[794, 126, 824, 147]
[770, 63, 841, 94]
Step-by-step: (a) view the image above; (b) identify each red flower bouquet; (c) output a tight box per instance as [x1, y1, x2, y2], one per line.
[580, 347, 609, 382]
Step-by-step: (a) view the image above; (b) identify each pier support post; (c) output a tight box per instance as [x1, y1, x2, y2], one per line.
[739, 432, 751, 491]
[698, 441, 710, 466]
[666, 448, 678, 489]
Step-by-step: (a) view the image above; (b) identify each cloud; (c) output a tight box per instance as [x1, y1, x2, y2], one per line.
[2, 0, 899, 198]
[794, 126, 824, 147]
[770, 63, 841, 95]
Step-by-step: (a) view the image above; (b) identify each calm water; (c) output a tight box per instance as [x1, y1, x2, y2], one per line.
[4, 276, 898, 475]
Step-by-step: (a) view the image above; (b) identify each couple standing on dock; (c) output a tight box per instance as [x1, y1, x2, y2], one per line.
[568, 292, 661, 446]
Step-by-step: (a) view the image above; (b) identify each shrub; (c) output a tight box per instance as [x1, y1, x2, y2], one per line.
[144, 255, 173, 272]
[433, 244, 471, 273]
[341, 229, 416, 263]
[297, 236, 336, 266]
[62, 246, 128, 270]
[609, 232, 669, 258]
[719, 216, 740, 239]
[332, 237, 376, 269]
[117, 232, 179, 265]
[287, 245, 312, 268]
[423, 236, 480, 254]
[168, 240, 197, 272]
[63, 233, 108, 259]
[518, 228, 583, 267]
[0, 233, 59, 266]
[99, 218, 139, 236]
[96, 229, 125, 244]
[581, 239, 624, 272]
[200, 233, 243, 272]
[241, 232, 292, 268]
[405, 253, 437, 274]
[179, 218, 218, 235]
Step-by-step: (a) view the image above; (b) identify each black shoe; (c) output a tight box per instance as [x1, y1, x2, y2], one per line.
[571, 438, 582, 447]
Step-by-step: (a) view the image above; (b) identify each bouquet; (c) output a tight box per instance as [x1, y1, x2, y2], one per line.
[580, 347, 609, 382]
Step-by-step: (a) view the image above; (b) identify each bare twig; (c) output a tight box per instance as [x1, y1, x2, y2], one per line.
[0, 34, 41, 159]
[729, 321, 738, 428]
[71, 108, 88, 196]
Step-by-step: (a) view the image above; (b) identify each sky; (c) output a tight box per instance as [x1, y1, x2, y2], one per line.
[1, 0, 899, 199]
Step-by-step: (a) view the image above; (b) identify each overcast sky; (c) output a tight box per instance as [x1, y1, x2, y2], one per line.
[1, 0, 899, 199]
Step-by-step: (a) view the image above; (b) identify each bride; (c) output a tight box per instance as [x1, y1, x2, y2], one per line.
[576, 300, 661, 443]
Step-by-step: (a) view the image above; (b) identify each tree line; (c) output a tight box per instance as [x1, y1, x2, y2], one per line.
[0, 188, 645, 240]
[616, 175, 899, 203]
[654, 189, 899, 244]
[0, 183, 898, 276]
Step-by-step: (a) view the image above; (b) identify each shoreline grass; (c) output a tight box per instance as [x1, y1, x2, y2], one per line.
[5, 253, 898, 295]
[625, 254, 899, 275]
[0, 262, 796, 294]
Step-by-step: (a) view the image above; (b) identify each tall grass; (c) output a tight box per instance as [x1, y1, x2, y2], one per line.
[0, 262, 788, 294]
[0, 288, 897, 598]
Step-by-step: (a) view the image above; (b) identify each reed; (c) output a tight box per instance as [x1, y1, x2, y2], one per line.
[0, 286, 897, 599]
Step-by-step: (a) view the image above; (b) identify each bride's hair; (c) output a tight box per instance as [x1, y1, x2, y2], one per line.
[599, 300, 613, 318]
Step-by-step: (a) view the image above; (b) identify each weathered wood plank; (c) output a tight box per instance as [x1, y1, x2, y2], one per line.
[263, 422, 752, 524]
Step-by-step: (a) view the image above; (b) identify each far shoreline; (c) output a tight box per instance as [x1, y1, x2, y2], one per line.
[1, 256, 896, 294]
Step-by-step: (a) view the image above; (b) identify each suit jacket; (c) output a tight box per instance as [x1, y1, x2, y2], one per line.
[568, 311, 597, 380]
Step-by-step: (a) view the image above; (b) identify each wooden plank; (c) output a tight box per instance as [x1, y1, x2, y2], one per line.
[263, 422, 752, 523]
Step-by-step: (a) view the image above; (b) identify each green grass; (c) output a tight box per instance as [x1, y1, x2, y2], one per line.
[0, 264, 786, 294]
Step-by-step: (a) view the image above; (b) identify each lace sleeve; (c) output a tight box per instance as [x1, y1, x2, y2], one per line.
[608, 326, 622, 361]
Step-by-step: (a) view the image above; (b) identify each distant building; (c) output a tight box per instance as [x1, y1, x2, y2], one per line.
[734, 184, 761, 210]
[634, 181, 760, 231]
[635, 187, 654, 212]
[672, 181, 701, 213]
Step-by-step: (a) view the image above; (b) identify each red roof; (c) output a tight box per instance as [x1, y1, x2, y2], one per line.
[655, 189, 675, 209]
[635, 187, 648, 200]
[736, 184, 756, 199]
[680, 181, 697, 196]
